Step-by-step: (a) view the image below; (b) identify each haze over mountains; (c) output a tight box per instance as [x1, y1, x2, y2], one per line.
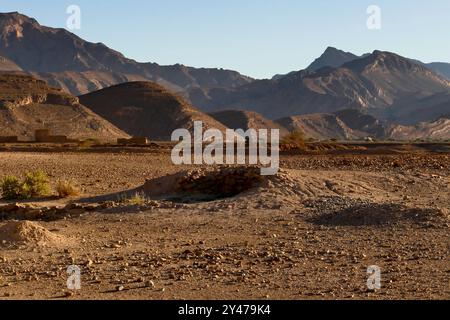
[0, 11, 449, 141]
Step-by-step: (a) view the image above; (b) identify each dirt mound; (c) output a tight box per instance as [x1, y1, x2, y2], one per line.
[143, 166, 265, 202]
[310, 203, 449, 227]
[79, 81, 228, 140]
[0, 220, 67, 246]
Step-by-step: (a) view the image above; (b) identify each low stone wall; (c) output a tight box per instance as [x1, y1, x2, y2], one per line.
[41, 135, 70, 143]
[0, 136, 19, 143]
[118, 137, 149, 145]
[35, 130, 73, 143]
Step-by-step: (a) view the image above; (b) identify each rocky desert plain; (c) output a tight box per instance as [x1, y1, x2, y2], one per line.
[0, 11, 449, 301]
[0, 143, 448, 300]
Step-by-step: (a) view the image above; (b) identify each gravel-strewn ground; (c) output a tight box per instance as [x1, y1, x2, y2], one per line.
[0, 149, 448, 300]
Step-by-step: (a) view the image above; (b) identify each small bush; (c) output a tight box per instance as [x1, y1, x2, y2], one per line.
[281, 130, 307, 150]
[56, 180, 80, 198]
[118, 191, 148, 205]
[0, 176, 25, 200]
[1, 171, 51, 199]
[21, 170, 51, 198]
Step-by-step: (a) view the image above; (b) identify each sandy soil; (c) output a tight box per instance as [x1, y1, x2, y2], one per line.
[0, 148, 448, 300]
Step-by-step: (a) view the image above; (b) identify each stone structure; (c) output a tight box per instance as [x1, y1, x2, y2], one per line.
[34, 129, 74, 143]
[117, 137, 149, 145]
[0, 136, 19, 143]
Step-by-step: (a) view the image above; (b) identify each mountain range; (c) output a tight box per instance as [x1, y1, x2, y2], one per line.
[0, 12, 252, 96]
[188, 50, 450, 125]
[0, 12, 449, 141]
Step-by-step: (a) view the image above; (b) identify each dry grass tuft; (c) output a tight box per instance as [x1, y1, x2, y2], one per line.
[56, 180, 80, 198]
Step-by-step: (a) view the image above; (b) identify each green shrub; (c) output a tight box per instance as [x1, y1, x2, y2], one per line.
[0, 176, 25, 200]
[21, 170, 51, 198]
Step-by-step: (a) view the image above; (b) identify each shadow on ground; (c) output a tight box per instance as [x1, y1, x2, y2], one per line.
[307, 203, 448, 227]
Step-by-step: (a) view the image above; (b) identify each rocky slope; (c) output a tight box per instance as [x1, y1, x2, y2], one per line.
[0, 55, 21, 71]
[276, 113, 360, 140]
[0, 73, 129, 140]
[387, 116, 450, 141]
[334, 109, 386, 138]
[189, 51, 450, 124]
[79, 81, 228, 141]
[306, 47, 360, 72]
[0, 12, 253, 95]
[209, 110, 288, 136]
[425, 62, 450, 81]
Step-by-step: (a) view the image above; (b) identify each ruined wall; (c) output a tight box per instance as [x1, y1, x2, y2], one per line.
[117, 137, 149, 145]
[35, 130, 69, 143]
[0, 136, 19, 143]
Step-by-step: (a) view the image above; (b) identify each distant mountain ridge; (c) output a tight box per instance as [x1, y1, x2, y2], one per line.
[188, 50, 450, 125]
[276, 47, 450, 82]
[1, 11, 449, 141]
[307, 47, 359, 72]
[425, 63, 450, 81]
[0, 12, 253, 95]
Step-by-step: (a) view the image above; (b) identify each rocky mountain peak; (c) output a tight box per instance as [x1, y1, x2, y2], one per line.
[307, 47, 359, 72]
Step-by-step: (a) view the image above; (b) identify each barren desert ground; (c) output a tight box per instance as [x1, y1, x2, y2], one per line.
[0, 144, 449, 300]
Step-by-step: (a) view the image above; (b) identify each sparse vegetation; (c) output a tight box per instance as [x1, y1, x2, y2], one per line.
[0, 170, 51, 200]
[0, 175, 25, 200]
[117, 191, 148, 205]
[56, 180, 80, 198]
[21, 170, 51, 198]
[281, 130, 307, 150]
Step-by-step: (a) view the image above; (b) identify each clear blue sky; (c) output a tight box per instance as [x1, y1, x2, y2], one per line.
[2, 0, 450, 79]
